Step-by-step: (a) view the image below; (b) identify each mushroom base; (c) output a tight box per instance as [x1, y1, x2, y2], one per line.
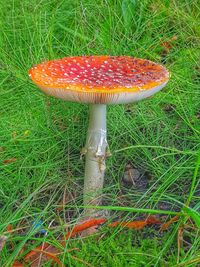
[83, 104, 108, 217]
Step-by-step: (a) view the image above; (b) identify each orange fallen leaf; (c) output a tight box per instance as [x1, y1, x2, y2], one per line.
[12, 261, 24, 267]
[7, 224, 12, 233]
[3, 158, 17, 164]
[171, 35, 178, 41]
[6, 223, 15, 250]
[24, 242, 61, 267]
[64, 216, 161, 239]
[65, 218, 106, 240]
[108, 216, 161, 229]
[24, 242, 50, 260]
[9, 215, 163, 267]
[32, 249, 63, 267]
[146, 215, 161, 224]
[160, 35, 177, 52]
[161, 41, 173, 51]
[160, 215, 179, 231]
[108, 220, 147, 229]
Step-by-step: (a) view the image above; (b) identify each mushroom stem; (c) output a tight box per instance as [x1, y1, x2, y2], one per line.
[83, 104, 108, 216]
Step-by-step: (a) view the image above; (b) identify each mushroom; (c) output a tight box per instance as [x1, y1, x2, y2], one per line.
[29, 56, 169, 218]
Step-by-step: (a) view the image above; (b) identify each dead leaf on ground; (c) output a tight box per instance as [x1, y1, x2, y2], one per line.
[12, 261, 24, 267]
[9, 215, 169, 266]
[65, 218, 106, 240]
[65, 216, 161, 237]
[122, 164, 140, 186]
[6, 224, 15, 250]
[160, 215, 179, 231]
[7, 224, 12, 233]
[0, 147, 5, 152]
[160, 35, 178, 64]
[160, 35, 178, 52]
[29, 249, 62, 267]
[108, 216, 161, 229]
[12, 242, 61, 267]
[3, 158, 17, 164]
[122, 164, 148, 190]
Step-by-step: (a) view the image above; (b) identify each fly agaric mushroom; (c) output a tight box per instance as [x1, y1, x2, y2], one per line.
[29, 56, 169, 217]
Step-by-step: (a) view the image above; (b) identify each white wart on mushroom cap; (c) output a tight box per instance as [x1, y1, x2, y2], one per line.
[29, 56, 170, 104]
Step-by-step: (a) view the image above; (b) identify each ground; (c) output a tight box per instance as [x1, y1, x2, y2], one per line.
[0, 0, 199, 266]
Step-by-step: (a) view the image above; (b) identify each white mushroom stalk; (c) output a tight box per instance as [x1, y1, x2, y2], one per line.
[83, 104, 108, 215]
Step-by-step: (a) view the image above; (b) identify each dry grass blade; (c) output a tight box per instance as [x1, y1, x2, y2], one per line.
[71, 255, 95, 267]
[172, 257, 200, 267]
[0, 236, 8, 252]
[177, 226, 184, 264]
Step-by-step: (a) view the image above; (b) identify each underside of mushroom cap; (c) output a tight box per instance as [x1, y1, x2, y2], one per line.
[29, 56, 170, 104]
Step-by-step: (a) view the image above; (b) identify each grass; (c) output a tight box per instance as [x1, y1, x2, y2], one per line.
[0, 0, 200, 266]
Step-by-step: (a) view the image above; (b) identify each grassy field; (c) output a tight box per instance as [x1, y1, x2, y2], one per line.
[0, 0, 200, 266]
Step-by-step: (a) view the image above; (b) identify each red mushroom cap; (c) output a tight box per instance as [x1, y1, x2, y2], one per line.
[29, 56, 169, 104]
